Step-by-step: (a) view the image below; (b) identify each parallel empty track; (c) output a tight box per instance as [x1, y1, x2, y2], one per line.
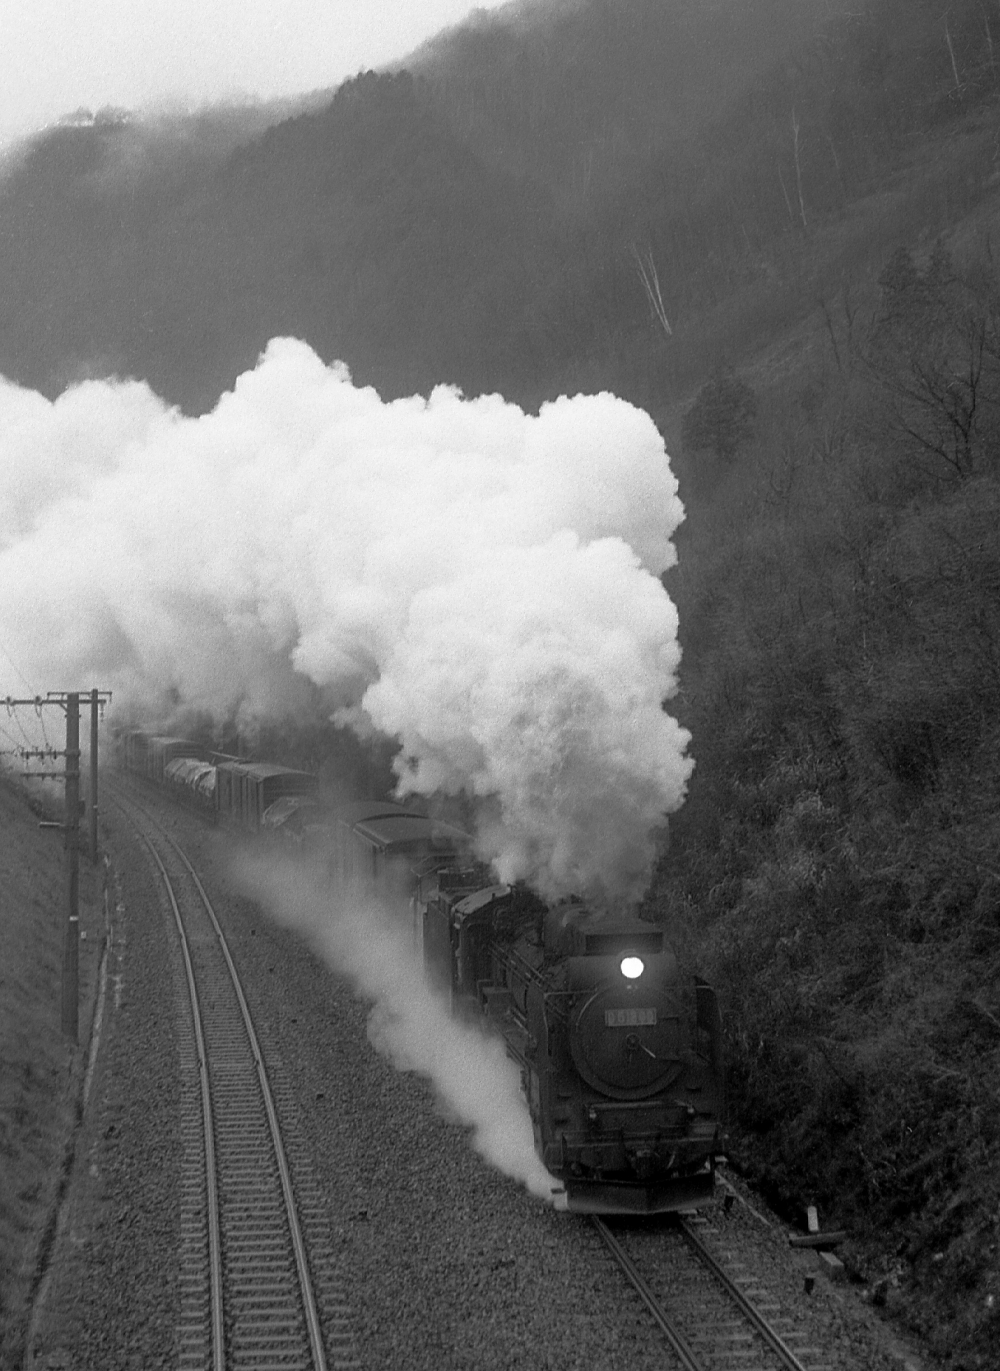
[593, 1212, 834, 1371]
[116, 792, 360, 1371]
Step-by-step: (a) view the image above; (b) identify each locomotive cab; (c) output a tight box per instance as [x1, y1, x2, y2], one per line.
[422, 880, 538, 1014]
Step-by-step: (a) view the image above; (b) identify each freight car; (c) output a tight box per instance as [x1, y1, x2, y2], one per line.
[164, 755, 217, 806]
[121, 730, 217, 811]
[119, 729, 317, 828]
[326, 799, 471, 952]
[422, 876, 725, 1214]
[329, 799, 466, 883]
[215, 759, 318, 828]
[122, 731, 210, 784]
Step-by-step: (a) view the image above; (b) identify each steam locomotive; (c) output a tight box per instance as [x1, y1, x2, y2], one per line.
[119, 732, 726, 1213]
[419, 868, 725, 1214]
[332, 800, 726, 1214]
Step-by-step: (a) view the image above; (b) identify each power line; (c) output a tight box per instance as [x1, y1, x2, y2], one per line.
[0, 722, 42, 775]
[9, 707, 35, 751]
[0, 720, 24, 752]
[0, 639, 36, 695]
[35, 697, 53, 751]
[11, 713, 54, 776]
[0, 720, 53, 777]
[0, 641, 51, 748]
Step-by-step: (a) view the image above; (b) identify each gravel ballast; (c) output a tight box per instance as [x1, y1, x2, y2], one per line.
[25, 791, 938, 1370]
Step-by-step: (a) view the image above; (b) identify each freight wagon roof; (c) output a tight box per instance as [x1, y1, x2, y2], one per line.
[165, 757, 215, 784]
[261, 794, 321, 828]
[215, 761, 315, 782]
[336, 799, 423, 825]
[149, 737, 210, 763]
[246, 764, 316, 783]
[455, 885, 511, 916]
[353, 813, 467, 850]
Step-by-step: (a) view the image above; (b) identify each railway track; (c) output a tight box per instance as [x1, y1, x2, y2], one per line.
[113, 790, 360, 1371]
[593, 1210, 834, 1371]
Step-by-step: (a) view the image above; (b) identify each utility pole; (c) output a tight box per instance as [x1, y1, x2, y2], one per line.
[89, 687, 100, 864]
[6, 688, 112, 1041]
[63, 693, 80, 1041]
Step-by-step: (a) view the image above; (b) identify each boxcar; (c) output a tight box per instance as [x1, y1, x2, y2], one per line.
[327, 800, 470, 954]
[330, 801, 467, 887]
[216, 761, 318, 828]
[121, 729, 153, 776]
[147, 736, 210, 785]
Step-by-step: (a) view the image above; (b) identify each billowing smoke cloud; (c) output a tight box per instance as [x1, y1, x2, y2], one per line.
[232, 848, 561, 1204]
[0, 337, 691, 901]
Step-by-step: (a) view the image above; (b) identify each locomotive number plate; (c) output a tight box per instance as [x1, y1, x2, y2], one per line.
[605, 1007, 657, 1027]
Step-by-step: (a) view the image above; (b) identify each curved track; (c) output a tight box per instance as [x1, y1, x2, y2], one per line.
[593, 1212, 831, 1371]
[113, 790, 360, 1371]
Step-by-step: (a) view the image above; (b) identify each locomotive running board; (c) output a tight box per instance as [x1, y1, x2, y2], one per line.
[565, 1167, 716, 1215]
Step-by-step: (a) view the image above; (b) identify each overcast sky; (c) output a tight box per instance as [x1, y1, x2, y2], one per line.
[0, 0, 517, 146]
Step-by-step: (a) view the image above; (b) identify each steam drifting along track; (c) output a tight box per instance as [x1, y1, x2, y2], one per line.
[115, 791, 360, 1370]
[593, 1212, 833, 1371]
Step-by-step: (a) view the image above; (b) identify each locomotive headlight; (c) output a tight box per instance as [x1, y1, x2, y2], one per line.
[620, 956, 644, 980]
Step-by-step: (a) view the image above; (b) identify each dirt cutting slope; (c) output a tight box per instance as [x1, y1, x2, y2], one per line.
[0, 774, 103, 1371]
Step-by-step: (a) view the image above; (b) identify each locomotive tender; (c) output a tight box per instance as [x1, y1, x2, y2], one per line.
[119, 734, 725, 1213]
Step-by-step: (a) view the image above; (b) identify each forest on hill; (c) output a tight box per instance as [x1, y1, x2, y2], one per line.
[1, 0, 998, 1365]
[0, 0, 996, 415]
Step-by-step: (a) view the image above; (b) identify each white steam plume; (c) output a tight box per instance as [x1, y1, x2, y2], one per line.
[231, 848, 560, 1204]
[0, 337, 692, 902]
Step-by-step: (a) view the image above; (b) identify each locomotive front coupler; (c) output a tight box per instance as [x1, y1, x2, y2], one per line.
[625, 1145, 660, 1181]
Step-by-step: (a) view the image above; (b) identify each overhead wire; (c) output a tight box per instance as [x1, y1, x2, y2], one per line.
[36, 698, 53, 751]
[1, 635, 54, 749]
[0, 719, 25, 756]
[0, 639, 36, 694]
[6, 700, 34, 751]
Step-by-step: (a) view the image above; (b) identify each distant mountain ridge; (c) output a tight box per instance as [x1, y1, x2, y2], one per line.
[413, 0, 846, 203]
[0, 0, 995, 413]
[0, 69, 552, 409]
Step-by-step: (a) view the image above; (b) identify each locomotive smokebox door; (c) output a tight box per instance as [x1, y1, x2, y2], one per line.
[568, 980, 683, 1099]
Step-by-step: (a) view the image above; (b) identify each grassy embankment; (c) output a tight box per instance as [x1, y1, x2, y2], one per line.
[0, 775, 103, 1371]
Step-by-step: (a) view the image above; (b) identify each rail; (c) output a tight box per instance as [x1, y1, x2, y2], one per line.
[594, 1211, 819, 1371]
[111, 788, 354, 1369]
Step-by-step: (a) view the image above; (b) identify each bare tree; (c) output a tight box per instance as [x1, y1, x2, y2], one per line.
[944, 15, 963, 97]
[864, 245, 1000, 481]
[792, 109, 808, 230]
